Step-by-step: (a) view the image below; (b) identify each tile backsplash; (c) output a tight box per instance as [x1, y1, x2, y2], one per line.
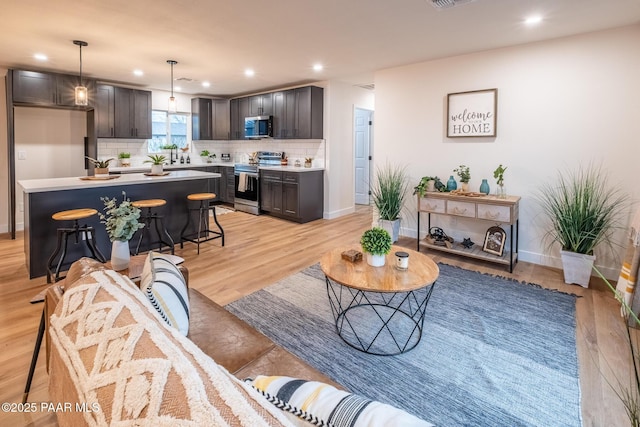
[98, 139, 326, 168]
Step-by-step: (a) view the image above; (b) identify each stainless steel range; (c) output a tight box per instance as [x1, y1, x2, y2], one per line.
[234, 151, 283, 215]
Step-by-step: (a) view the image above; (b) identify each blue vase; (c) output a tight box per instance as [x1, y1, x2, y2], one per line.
[479, 179, 490, 195]
[446, 176, 457, 191]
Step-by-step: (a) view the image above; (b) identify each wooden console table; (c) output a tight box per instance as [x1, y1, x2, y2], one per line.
[416, 193, 520, 272]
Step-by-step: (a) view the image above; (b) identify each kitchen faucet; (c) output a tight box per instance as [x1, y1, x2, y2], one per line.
[170, 147, 176, 164]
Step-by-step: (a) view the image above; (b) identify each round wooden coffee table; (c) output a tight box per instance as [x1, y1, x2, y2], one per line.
[320, 245, 439, 356]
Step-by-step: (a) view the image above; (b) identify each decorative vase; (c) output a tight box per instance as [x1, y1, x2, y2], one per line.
[111, 240, 130, 271]
[366, 253, 386, 267]
[479, 179, 490, 195]
[496, 184, 506, 199]
[461, 182, 470, 192]
[120, 159, 130, 167]
[95, 167, 109, 177]
[446, 176, 457, 191]
[151, 164, 164, 175]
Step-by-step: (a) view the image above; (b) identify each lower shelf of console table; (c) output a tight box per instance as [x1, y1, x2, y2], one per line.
[416, 193, 520, 272]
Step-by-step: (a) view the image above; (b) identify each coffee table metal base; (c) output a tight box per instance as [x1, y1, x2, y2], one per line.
[325, 276, 436, 356]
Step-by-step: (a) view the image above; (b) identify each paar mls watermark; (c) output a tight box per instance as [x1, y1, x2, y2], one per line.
[2, 402, 101, 413]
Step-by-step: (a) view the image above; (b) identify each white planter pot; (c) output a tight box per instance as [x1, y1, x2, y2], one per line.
[366, 253, 386, 267]
[379, 218, 401, 243]
[461, 182, 470, 192]
[151, 164, 164, 175]
[560, 250, 595, 288]
[426, 180, 436, 192]
[111, 240, 131, 271]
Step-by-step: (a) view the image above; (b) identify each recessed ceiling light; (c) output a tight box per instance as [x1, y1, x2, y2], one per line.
[244, 69, 255, 77]
[524, 15, 543, 26]
[202, 81, 211, 88]
[313, 63, 323, 72]
[34, 53, 48, 61]
[133, 69, 144, 76]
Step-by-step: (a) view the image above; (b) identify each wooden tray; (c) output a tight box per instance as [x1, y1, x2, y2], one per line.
[79, 175, 120, 181]
[144, 172, 171, 176]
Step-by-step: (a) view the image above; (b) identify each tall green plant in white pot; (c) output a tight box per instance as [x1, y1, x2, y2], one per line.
[371, 163, 409, 243]
[537, 166, 628, 287]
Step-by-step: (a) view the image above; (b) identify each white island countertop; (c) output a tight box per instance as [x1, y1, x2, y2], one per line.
[109, 163, 325, 173]
[19, 170, 221, 194]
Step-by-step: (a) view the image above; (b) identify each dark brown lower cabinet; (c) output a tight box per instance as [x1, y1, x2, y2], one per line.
[260, 170, 323, 223]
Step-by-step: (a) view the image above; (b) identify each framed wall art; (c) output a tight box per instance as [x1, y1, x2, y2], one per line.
[447, 88, 497, 138]
[482, 226, 506, 257]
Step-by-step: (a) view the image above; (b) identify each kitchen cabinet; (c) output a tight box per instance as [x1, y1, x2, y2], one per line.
[113, 87, 152, 139]
[192, 98, 213, 140]
[229, 97, 250, 140]
[249, 93, 273, 116]
[272, 86, 323, 139]
[213, 99, 230, 140]
[96, 84, 115, 137]
[224, 166, 235, 202]
[416, 192, 520, 272]
[12, 70, 96, 107]
[259, 169, 323, 223]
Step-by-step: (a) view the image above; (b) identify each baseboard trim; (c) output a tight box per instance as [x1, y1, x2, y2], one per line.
[324, 206, 356, 220]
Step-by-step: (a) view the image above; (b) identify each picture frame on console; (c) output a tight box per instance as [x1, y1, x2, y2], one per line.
[447, 88, 497, 138]
[482, 226, 506, 256]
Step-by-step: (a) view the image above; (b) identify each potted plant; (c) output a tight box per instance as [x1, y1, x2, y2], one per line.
[118, 152, 131, 167]
[200, 150, 211, 163]
[85, 156, 115, 176]
[537, 165, 628, 287]
[304, 157, 313, 168]
[454, 165, 471, 192]
[413, 176, 444, 197]
[371, 163, 409, 243]
[360, 227, 392, 267]
[98, 191, 145, 271]
[493, 164, 507, 198]
[144, 154, 167, 175]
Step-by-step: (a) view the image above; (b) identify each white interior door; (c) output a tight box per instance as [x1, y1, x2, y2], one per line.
[354, 108, 373, 205]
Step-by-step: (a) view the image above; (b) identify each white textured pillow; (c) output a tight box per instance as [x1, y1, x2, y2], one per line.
[248, 376, 434, 427]
[140, 251, 190, 335]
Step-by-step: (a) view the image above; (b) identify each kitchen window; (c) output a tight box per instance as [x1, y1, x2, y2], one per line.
[149, 110, 190, 153]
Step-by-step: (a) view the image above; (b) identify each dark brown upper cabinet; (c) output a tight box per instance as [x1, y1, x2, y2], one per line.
[113, 87, 152, 139]
[192, 98, 230, 140]
[96, 84, 115, 138]
[249, 93, 273, 116]
[12, 69, 96, 108]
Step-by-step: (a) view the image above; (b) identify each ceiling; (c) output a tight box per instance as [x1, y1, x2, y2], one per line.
[1, 0, 639, 97]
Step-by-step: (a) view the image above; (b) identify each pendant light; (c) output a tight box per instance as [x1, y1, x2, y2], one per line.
[73, 40, 89, 106]
[167, 60, 178, 113]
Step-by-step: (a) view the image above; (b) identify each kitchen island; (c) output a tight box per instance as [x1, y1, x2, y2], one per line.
[19, 170, 221, 279]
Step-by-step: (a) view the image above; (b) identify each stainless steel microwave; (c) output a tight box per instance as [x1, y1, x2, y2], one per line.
[244, 115, 273, 138]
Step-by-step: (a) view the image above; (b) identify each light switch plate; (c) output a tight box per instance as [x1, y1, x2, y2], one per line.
[18, 150, 26, 160]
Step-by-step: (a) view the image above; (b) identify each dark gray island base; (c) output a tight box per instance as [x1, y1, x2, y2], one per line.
[20, 171, 220, 279]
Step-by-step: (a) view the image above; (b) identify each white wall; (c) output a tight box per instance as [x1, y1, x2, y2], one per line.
[374, 24, 640, 277]
[323, 80, 375, 218]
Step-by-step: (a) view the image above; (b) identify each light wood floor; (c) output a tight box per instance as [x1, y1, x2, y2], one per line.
[0, 206, 634, 426]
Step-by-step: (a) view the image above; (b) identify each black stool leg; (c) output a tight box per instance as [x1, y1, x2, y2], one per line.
[180, 205, 194, 249]
[53, 230, 71, 283]
[83, 226, 106, 263]
[23, 308, 45, 404]
[46, 229, 65, 284]
[156, 214, 175, 254]
[210, 203, 225, 247]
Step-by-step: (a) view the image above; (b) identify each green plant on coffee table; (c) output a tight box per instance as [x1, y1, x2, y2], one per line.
[371, 163, 409, 221]
[360, 227, 392, 256]
[85, 156, 115, 168]
[98, 191, 144, 242]
[493, 164, 507, 186]
[453, 165, 470, 183]
[144, 154, 167, 165]
[537, 165, 627, 255]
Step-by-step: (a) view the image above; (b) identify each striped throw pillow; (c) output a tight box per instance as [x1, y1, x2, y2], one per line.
[248, 376, 433, 427]
[140, 251, 190, 335]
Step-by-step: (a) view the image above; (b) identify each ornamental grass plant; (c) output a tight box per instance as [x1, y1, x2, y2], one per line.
[537, 165, 628, 255]
[371, 163, 409, 221]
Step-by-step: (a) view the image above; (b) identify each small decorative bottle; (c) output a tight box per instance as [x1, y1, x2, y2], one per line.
[186, 155, 191, 164]
[479, 179, 490, 195]
[180, 154, 185, 164]
[496, 184, 506, 199]
[446, 175, 457, 191]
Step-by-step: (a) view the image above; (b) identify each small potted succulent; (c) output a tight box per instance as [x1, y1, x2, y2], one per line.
[360, 227, 392, 267]
[118, 152, 131, 167]
[144, 154, 167, 175]
[453, 165, 471, 191]
[85, 156, 115, 177]
[200, 150, 211, 163]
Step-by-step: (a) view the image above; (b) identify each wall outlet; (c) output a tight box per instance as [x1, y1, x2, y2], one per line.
[18, 150, 26, 160]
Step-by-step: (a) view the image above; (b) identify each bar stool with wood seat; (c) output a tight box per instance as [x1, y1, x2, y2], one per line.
[180, 193, 225, 254]
[131, 199, 175, 255]
[46, 208, 106, 283]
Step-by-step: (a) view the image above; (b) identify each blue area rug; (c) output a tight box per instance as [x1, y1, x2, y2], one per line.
[226, 263, 581, 427]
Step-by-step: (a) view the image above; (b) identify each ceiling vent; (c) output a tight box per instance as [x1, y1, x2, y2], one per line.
[429, 0, 477, 10]
[355, 83, 375, 91]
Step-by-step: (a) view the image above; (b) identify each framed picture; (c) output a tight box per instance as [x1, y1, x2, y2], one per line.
[482, 226, 506, 257]
[447, 88, 497, 138]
